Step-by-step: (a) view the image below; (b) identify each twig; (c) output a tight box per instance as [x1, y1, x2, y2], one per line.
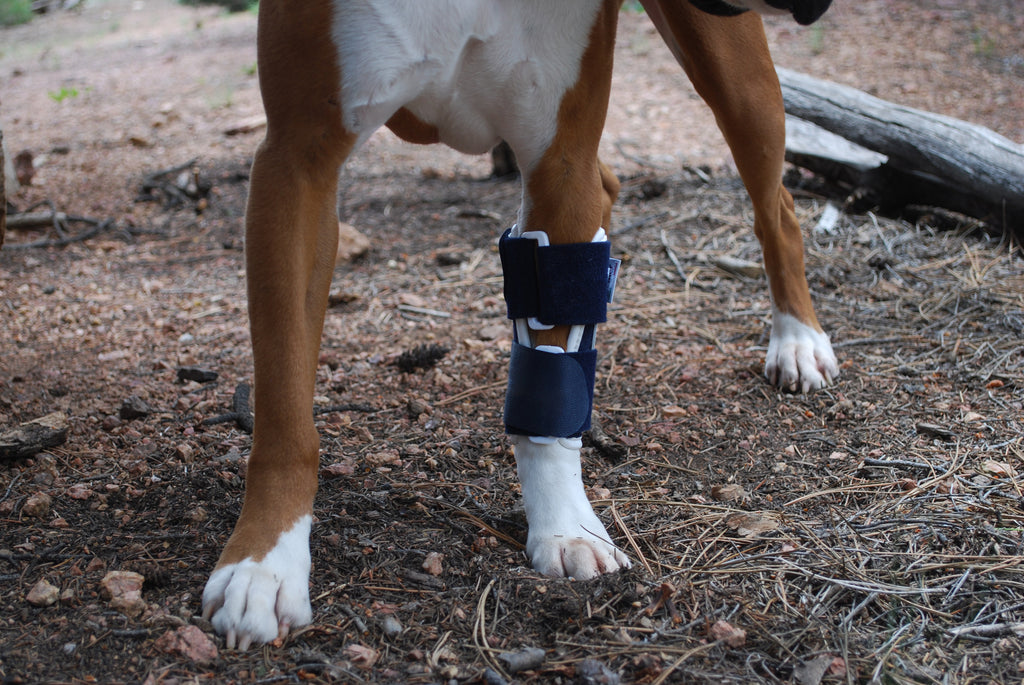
[471, 579, 508, 679]
[650, 642, 719, 685]
[435, 381, 505, 407]
[610, 212, 669, 237]
[659, 229, 688, 283]
[4, 214, 114, 249]
[314, 402, 378, 415]
[396, 304, 451, 318]
[610, 501, 651, 575]
[201, 383, 254, 433]
[339, 603, 368, 634]
[586, 413, 628, 463]
[862, 457, 941, 471]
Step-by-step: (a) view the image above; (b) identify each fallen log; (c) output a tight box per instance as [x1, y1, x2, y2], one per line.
[778, 67, 1024, 241]
[1, 127, 6, 248]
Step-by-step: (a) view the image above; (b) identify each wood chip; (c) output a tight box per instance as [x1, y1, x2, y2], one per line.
[0, 412, 69, 460]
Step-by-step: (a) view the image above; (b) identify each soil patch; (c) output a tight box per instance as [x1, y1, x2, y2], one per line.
[2, 1, 1023, 683]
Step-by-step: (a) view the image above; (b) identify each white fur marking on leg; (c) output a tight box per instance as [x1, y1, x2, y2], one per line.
[202, 515, 313, 650]
[765, 311, 839, 393]
[515, 436, 630, 579]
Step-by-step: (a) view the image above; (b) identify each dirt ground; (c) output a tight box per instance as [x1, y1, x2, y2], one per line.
[2, 1, 1024, 683]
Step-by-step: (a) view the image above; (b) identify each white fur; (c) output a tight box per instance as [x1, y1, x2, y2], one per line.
[514, 436, 630, 578]
[331, 0, 602, 169]
[765, 311, 839, 392]
[202, 516, 313, 650]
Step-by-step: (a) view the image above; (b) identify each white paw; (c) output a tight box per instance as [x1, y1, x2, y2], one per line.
[765, 311, 839, 393]
[201, 516, 313, 650]
[514, 437, 630, 579]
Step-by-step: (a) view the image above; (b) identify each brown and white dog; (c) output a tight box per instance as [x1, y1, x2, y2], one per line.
[200, 0, 837, 649]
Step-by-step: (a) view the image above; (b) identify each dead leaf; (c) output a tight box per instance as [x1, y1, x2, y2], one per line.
[725, 513, 780, 537]
[711, 484, 746, 502]
[345, 643, 379, 670]
[981, 460, 1018, 479]
[399, 292, 428, 308]
[793, 655, 834, 685]
[321, 461, 356, 478]
[223, 115, 267, 136]
[662, 405, 688, 418]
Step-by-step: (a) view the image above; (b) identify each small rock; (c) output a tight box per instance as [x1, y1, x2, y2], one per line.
[498, 647, 546, 674]
[26, 579, 60, 607]
[22, 492, 52, 518]
[477, 323, 506, 341]
[66, 483, 92, 500]
[119, 396, 152, 421]
[576, 658, 621, 684]
[422, 552, 444, 576]
[380, 614, 403, 636]
[101, 570, 146, 618]
[336, 222, 371, 263]
[482, 668, 508, 685]
[154, 625, 218, 665]
[407, 398, 431, 417]
[100, 570, 145, 600]
[709, 619, 747, 648]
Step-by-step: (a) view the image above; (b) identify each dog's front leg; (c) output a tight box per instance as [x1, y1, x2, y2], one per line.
[499, 1, 630, 580]
[200, 132, 349, 648]
[201, 0, 353, 648]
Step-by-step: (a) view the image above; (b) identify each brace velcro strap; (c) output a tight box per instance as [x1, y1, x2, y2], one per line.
[499, 229, 612, 326]
[504, 342, 596, 438]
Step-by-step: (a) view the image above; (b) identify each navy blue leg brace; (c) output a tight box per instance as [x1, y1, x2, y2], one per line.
[499, 229, 619, 438]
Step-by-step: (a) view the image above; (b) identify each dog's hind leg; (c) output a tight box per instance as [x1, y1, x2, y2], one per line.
[643, 2, 838, 392]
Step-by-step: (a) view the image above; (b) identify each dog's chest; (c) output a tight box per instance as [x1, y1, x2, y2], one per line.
[330, 0, 605, 156]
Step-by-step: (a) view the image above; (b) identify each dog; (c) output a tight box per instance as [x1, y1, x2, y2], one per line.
[200, 0, 837, 649]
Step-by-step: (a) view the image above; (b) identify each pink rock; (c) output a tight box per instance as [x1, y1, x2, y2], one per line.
[155, 625, 218, 665]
